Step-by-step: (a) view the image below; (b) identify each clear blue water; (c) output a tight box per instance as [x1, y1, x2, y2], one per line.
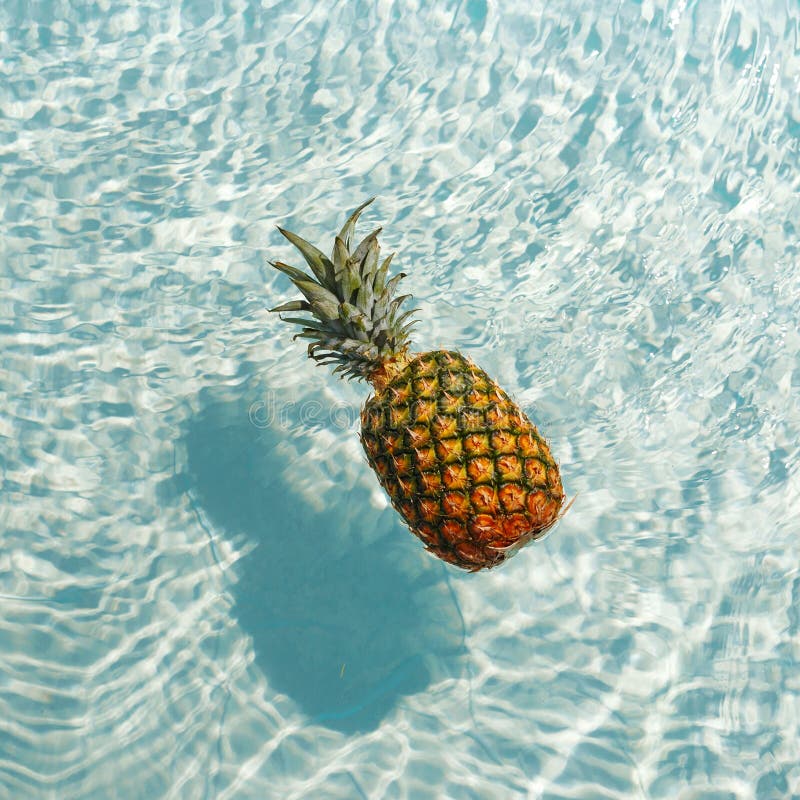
[2, 0, 799, 797]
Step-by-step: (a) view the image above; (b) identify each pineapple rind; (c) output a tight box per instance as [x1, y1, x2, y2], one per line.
[360, 350, 564, 571]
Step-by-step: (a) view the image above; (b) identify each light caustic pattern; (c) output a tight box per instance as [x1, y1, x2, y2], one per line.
[1, 0, 799, 798]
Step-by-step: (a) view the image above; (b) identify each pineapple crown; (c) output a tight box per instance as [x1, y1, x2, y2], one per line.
[269, 198, 416, 381]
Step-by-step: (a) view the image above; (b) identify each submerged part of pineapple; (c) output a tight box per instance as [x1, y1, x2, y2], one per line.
[270, 199, 565, 570]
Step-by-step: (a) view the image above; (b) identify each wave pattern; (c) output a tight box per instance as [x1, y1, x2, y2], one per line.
[1, 0, 799, 797]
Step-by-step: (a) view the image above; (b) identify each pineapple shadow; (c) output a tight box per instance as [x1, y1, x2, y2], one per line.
[184, 388, 466, 734]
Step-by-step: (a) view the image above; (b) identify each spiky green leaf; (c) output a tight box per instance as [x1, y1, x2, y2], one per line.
[332, 236, 349, 274]
[292, 280, 340, 321]
[382, 271, 407, 298]
[391, 307, 417, 329]
[270, 260, 315, 284]
[279, 317, 333, 332]
[272, 200, 417, 381]
[359, 236, 380, 280]
[373, 252, 394, 295]
[277, 228, 336, 290]
[337, 197, 375, 250]
[269, 300, 311, 313]
[350, 228, 381, 272]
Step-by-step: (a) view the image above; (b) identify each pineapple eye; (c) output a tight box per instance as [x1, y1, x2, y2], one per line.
[397, 500, 418, 524]
[413, 399, 436, 423]
[407, 425, 431, 446]
[486, 405, 511, 427]
[419, 471, 442, 494]
[526, 489, 558, 522]
[464, 432, 490, 455]
[524, 458, 547, 485]
[547, 466, 564, 496]
[496, 454, 522, 480]
[466, 457, 494, 484]
[396, 475, 416, 496]
[365, 408, 383, 430]
[454, 541, 488, 567]
[488, 387, 508, 404]
[373, 457, 391, 477]
[442, 463, 468, 489]
[435, 437, 462, 463]
[517, 433, 540, 457]
[361, 433, 380, 460]
[470, 485, 499, 514]
[414, 357, 438, 378]
[440, 519, 468, 543]
[469, 375, 489, 392]
[432, 414, 458, 438]
[414, 522, 439, 546]
[441, 370, 468, 394]
[418, 497, 441, 522]
[499, 483, 526, 513]
[380, 432, 403, 454]
[490, 430, 517, 454]
[501, 513, 533, 539]
[413, 446, 437, 471]
[389, 382, 413, 404]
[392, 453, 413, 476]
[442, 491, 470, 520]
[389, 405, 411, 427]
[468, 514, 500, 542]
[465, 391, 491, 408]
[508, 411, 528, 430]
[438, 391, 462, 414]
[460, 408, 485, 432]
[413, 376, 438, 397]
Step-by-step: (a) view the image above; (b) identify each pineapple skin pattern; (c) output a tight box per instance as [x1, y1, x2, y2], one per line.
[361, 350, 564, 570]
[270, 199, 565, 571]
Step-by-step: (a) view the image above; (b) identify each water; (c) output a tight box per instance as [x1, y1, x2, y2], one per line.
[1, 0, 799, 797]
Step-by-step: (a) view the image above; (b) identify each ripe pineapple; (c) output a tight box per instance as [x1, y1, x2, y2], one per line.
[270, 199, 566, 570]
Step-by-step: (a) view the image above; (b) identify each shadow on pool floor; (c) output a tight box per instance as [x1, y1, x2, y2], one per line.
[182, 385, 466, 734]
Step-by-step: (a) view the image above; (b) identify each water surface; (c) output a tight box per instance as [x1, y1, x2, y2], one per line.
[1, 1, 799, 797]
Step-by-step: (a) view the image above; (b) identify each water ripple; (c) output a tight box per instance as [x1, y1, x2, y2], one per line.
[1, 0, 799, 797]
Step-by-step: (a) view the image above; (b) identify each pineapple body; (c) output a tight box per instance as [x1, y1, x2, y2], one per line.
[360, 350, 564, 570]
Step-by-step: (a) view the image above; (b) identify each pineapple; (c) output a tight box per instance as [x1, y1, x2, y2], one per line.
[270, 199, 566, 570]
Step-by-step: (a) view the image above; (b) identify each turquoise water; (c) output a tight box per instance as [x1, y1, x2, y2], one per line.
[2, 0, 799, 797]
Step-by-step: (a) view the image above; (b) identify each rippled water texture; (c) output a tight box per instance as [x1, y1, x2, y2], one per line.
[2, 0, 799, 797]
